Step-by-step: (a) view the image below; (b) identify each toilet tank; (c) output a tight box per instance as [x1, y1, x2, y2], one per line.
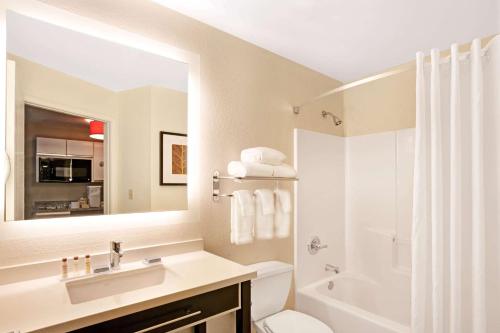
[247, 261, 294, 321]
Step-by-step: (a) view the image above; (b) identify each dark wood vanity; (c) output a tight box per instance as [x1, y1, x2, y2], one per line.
[69, 281, 251, 333]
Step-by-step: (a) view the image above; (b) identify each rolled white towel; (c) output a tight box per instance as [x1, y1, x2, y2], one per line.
[274, 189, 291, 238]
[231, 190, 255, 245]
[241, 147, 286, 166]
[273, 164, 297, 178]
[227, 161, 274, 177]
[254, 189, 275, 240]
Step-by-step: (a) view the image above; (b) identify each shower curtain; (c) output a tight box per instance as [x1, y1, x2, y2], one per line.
[411, 37, 500, 333]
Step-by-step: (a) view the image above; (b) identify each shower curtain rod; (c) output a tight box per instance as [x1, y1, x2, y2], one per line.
[293, 36, 496, 114]
[293, 63, 414, 113]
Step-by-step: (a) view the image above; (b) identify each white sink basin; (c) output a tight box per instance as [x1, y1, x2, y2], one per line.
[66, 264, 165, 304]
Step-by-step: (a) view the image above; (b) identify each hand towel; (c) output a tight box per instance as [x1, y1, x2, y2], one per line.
[274, 189, 291, 238]
[227, 161, 274, 177]
[273, 164, 297, 178]
[230, 190, 255, 245]
[254, 189, 275, 239]
[241, 147, 286, 166]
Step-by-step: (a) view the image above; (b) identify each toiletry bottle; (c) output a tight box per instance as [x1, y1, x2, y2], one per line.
[61, 258, 68, 278]
[73, 256, 79, 275]
[85, 255, 91, 274]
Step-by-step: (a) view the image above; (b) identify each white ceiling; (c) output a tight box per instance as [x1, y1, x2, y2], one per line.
[7, 11, 188, 92]
[154, 0, 499, 82]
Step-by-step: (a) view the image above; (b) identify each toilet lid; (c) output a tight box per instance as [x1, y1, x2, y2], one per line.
[263, 310, 333, 333]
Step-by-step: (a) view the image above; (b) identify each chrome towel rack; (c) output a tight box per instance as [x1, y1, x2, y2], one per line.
[212, 170, 298, 201]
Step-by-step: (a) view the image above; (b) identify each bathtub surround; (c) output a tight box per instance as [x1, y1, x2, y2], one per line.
[295, 128, 414, 332]
[345, 129, 413, 327]
[294, 129, 345, 289]
[412, 37, 500, 333]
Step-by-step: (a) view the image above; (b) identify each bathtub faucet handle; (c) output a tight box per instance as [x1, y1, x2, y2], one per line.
[308, 236, 328, 255]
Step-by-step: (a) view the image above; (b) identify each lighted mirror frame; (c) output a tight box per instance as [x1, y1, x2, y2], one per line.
[0, 0, 201, 226]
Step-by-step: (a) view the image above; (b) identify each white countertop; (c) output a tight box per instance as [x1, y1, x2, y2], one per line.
[0, 251, 256, 332]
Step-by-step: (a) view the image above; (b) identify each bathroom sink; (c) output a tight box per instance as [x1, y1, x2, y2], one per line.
[66, 264, 165, 304]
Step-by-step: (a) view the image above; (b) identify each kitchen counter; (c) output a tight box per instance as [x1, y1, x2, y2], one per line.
[69, 207, 103, 212]
[0, 251, 256, 332]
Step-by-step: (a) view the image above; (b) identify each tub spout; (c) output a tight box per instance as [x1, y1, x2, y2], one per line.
[325, 264, 340, 274]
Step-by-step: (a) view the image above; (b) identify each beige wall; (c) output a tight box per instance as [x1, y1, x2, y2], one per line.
[15, 0, 345, 266]
[343, 69, 416, 137]
[149, 86, 188, 211]
[117, 85, 188, 212]
[342, 36, 495, 137]
[117, 86, 151, 213]
[2, 2, 344, 332]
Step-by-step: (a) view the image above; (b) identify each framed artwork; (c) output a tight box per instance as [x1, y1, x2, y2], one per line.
[160, 131, 187, 185]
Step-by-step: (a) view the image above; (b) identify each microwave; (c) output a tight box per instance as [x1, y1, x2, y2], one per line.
[37, 156, 92, 183]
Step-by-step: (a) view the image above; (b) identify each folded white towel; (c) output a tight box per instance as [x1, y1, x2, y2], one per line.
[241, 147, 286, 166]
[273, 164, 297, 178]
[231, 190, 255, 245]
[274, 189, 291, 238]
[254, 189, 275, 240]
[227, 161, 274, 178]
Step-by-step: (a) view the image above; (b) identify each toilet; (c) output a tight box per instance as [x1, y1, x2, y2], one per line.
[248, 261, 334, 333]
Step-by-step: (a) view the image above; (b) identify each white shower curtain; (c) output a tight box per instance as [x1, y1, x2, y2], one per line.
[412, 37, 500, 333]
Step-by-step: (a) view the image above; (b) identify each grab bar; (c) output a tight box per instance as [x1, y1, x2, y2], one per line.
[134, 310, 202, 333]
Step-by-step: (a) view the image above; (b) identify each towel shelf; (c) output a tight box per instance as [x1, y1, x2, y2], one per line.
[212, 170, 298, 201]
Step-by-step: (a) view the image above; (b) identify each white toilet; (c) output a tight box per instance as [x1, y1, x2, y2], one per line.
[248, 261, 334, 333]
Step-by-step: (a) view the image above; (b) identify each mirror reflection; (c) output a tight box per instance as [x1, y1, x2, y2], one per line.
[5, 12, 189, 221]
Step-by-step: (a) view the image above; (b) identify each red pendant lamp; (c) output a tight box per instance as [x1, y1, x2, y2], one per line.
[89, 120, 104, 140]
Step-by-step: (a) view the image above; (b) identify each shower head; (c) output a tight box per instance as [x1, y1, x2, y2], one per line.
[321, 110, 343, 126]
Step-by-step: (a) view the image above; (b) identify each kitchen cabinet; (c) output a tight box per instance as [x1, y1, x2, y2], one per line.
[67, 140, 93, 156]
[36, 137, 66, 155]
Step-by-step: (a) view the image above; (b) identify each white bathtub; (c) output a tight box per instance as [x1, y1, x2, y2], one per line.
[296, 273, 410, 333]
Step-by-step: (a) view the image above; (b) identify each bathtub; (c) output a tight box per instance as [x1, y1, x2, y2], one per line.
[296, 272, 410, 333]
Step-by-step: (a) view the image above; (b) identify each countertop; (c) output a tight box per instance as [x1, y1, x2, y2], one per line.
[0, 251, 256, 332]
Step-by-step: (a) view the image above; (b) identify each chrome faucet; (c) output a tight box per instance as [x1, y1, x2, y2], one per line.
[325, 264, 340, 274]
[307, 236, 328, 255]
[109, 240, 123, 270]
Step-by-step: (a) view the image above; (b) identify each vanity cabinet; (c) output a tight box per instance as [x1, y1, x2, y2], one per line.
[70, 281, 251, 333]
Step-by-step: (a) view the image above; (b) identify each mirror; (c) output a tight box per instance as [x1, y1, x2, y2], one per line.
[4, 12, 189, 221]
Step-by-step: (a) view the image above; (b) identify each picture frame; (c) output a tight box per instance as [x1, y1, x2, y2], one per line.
[160, 131, 187, 186]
